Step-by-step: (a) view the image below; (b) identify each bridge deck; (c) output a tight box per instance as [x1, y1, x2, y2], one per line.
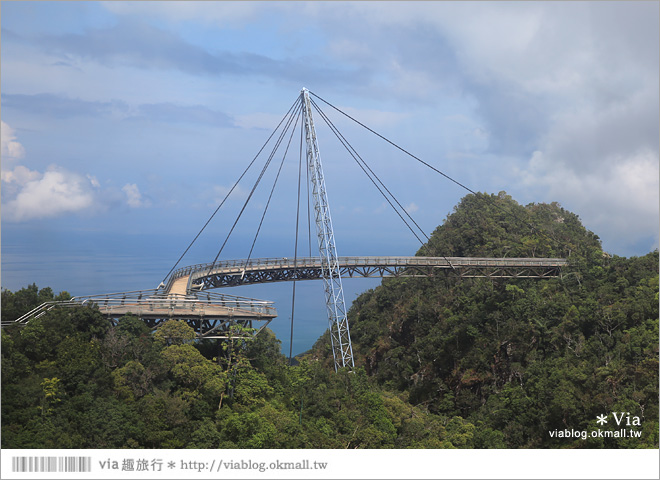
[165, 256, 568, 294]
[168, 276, 191, 296]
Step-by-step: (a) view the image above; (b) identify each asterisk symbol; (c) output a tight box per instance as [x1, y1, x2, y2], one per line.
[596, 414, 608, 425]
[167, 461, 176, 469]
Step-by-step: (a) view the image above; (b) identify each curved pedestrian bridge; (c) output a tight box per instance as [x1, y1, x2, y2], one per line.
[165, 256, 568, 295]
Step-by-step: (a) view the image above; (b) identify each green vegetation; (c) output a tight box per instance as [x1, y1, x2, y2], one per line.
[2, 193, 658, 448]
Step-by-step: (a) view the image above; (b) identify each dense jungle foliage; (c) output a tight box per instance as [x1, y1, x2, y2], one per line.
[2, 193, 658, 448]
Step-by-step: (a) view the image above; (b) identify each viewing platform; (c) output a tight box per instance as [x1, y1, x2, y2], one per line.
[6, 290, 276, 339]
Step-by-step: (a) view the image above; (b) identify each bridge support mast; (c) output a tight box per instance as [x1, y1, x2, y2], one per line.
[301, 88, 354, 371]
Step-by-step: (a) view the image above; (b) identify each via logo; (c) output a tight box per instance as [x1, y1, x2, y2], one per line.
[596, 412, 641, 426]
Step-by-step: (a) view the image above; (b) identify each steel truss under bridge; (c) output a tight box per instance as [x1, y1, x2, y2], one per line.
[4, 290, 277, 339]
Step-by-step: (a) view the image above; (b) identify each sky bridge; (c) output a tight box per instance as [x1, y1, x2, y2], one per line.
[165, 256, 568, 294]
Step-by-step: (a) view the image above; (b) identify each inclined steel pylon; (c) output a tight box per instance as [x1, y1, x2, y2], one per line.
[301, 88, 354, 371]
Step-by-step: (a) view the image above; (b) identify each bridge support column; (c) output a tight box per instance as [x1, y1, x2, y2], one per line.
[301, 88, 354, 371]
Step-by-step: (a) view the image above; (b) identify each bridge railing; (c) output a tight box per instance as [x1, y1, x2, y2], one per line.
[5, 301, 82, 325]
[166, 257, 322, 290]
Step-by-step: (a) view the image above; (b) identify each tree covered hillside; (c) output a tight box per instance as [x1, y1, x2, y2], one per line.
[2, 193, 658, 448]
[2, 288, 504, 449]
[317, 192, 658, 447]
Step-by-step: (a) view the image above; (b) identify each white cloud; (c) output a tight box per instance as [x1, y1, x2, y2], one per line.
[212, 184, 248, 205]
[1, 121, 26, 162]
[122, 183, 149, 208]
[88, 175, 101, 188]
[1, 123, 96, 220]
[1, 165, 41, 185]
[3, 167, 97, 221]
[1, 122, 146, 219]
[404, 202, 419, 214]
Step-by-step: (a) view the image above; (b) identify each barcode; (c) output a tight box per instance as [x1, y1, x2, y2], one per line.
[12, 456, 92, 473]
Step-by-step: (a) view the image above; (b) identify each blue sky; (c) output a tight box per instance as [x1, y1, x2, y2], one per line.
[2, 1, 658, 355]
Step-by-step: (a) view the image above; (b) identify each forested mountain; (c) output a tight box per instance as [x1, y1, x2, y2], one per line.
[316, 193, 659, 447]
[2, 193, 658, 448]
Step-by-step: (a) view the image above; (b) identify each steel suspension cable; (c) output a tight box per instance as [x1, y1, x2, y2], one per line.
[206, 99, 303, 274]
[289, 109, 305, 365]
[309, 91, 477, 195]
[245, 109, 302, 265]
[310, 98, 433, 248]
[161, 96, 302, 285]
[309, 90, 554, 247]
[310, 99, 430, 251]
